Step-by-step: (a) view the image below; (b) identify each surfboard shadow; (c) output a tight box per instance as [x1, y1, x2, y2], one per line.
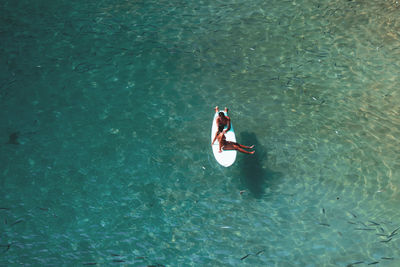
[238, 131, 281, 198]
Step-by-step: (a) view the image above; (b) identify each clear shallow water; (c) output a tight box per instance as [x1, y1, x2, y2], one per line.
[1, 0, 400, 266]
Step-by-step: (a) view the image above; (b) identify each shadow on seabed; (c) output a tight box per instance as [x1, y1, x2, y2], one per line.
[239, 131, 282, 199]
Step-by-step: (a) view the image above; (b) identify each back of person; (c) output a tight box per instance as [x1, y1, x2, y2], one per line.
[215, 106, 231, 133]
[217, 112, 229, 127]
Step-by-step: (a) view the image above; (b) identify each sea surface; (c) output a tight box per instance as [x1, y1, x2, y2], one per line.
[1, 0, 400, 266]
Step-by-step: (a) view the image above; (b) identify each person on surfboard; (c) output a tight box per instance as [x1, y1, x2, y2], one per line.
[214, 106, 231, 134]
[212, 125, 255, 154]
[212, 106, 231, 144]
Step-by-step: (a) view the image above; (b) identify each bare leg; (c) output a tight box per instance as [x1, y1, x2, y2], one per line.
[224, 107, 228, 113]
[234, 144, 255, 154]
[215, 106, 219, 113]
[227, 141, 254, 149]
[237, 144, 254, 149]
[224, 142, 255, 154]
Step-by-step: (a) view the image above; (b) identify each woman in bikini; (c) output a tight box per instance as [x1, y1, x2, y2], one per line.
[212, 106, 231, 146]
[212, 125, 255, 154]
[215, 106, 231, 133]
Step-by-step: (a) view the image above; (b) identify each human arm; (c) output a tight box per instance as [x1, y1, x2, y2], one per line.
[218, 139, 223, 152]
[224, 116, 231, 133]
[211, 131, 218, 145]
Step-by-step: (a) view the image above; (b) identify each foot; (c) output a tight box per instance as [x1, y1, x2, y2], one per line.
[250, 151, 255, 154]
[215, 106, 219, 113]
[249, 145, 255, 149]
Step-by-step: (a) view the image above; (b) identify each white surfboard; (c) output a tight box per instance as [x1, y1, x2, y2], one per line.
[211, 110, 237, 167]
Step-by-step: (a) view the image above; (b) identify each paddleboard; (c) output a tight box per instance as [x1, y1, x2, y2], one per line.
[211, 110, 237, 167]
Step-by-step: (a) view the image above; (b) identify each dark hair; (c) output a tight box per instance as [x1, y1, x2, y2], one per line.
[218, 112, 225, 117]
[218, 125, 224, 133]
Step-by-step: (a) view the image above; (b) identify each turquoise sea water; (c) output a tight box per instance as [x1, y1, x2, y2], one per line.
[1, 0, 400, 266]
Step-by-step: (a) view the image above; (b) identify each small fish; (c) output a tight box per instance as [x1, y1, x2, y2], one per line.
[387, 232, 398, 238]
[239, 190, 246, 195]
[347, 221, 357, 225]
[10, 219, 23, 226]
[74, 62, 96, 73]
[380, 238, 392, 243]
[321, 208, 325, 214]
[347, 261, 364, 266]
[240, 254, 251, 260]
[38, 207, 49, 211]
[381, 257, 394, 260]
[319, 223, 330, 227]
[255, 250, 264, 255]
[349, 212, 357, 218]
[112, 260, 125, 263]
[368, 262, 379, 265]
[354, 228, 375, 231]
[83, 263, 97, 266]
[0, 208, 10, 210]
[389, 226, 400, 236]
[376, 234, 388, 237]
[368, 221, 380, 226]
